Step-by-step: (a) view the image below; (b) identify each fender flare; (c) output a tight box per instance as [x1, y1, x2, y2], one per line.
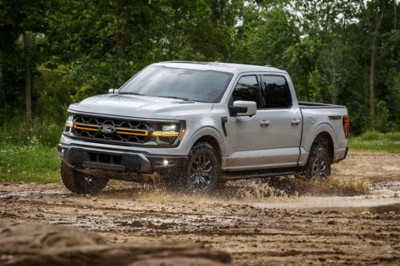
[305, 123, 337, 153]
[185, 126, 226, 156]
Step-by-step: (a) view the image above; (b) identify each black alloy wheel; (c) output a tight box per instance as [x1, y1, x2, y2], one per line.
[185, 142, 221, 194]
[189, 154, 213, 189]
[303, 145, 331, 182]
[311, 155, 329, 181]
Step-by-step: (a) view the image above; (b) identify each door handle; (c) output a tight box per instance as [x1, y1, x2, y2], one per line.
[260, 120, 270, 127]
[291, 119, 301, 125]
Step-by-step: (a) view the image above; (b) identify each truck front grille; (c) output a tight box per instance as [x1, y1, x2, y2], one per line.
[71, 115, 153, 144]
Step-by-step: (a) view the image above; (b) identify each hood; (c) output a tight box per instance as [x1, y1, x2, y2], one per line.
[68, 94, 213, 119]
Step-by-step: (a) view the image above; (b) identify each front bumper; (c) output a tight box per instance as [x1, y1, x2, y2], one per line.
[58, 143, 188, 178]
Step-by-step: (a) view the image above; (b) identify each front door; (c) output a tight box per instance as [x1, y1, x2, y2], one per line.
[225, 75, 272, 170]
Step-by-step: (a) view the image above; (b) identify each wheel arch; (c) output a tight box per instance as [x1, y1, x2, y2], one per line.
[192, 135, 222, 164]
[312, 131, 334, 162]
[305, 123, 336, 151]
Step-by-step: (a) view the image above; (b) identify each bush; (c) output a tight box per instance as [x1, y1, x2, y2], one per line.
[0, 117, 63, 147]
[357, 130, 400, 141]
[348, 131, 400, 153]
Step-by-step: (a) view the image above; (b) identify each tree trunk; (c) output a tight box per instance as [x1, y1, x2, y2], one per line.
[23, 31, 33, 130]
[369, 13, 384, 130]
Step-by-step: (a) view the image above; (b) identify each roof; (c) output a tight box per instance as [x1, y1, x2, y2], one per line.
[152, 61, 286, 74]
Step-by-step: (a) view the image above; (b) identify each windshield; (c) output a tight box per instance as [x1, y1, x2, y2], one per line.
[118, 66, 233, 103]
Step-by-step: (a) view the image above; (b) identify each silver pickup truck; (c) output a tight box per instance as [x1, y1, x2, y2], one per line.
[59, 62, 349, 194]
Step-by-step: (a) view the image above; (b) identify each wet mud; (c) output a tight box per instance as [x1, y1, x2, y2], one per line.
[1, 151, 400, 265]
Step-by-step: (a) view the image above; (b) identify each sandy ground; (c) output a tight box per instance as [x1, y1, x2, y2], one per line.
[1, 151, 400, 265]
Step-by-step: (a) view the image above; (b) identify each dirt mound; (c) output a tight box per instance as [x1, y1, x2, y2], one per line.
[0, 221, 231, 266]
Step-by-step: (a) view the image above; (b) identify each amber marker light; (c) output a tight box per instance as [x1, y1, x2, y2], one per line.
[152, 131, 179, 137]
[179, 129, 186, 141]
[65, 121, 73, 128]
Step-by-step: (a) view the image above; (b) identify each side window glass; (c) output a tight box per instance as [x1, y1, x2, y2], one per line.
[231, 75, 261, 108]
[262, 76, 292, 108]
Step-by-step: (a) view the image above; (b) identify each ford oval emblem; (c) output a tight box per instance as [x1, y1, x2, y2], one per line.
[99, 125, 116, 134]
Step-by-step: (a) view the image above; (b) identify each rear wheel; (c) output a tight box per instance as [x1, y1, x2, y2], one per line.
[61, 161, 109, 194]
[184, 142, 221, 194]
[302, 145, 331, 181]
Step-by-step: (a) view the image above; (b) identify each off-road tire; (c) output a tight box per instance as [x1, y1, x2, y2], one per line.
[61, 161, 109, 194]
[302, 145, 331, 181]
[183, 142, 222, 194]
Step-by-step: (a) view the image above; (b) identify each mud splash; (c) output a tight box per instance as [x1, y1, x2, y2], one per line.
[251, 175, 370, 198]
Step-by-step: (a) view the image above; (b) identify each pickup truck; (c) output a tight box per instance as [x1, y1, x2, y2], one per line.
[58, 62, 349, 194]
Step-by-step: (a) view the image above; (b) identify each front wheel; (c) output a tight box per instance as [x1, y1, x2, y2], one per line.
[183, 142, 221, 194]
[61, 161, 109, 194]
[302, 145, 331, 181]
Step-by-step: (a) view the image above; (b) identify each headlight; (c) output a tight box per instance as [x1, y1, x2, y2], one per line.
[64, 114, 74, 134]
[162, 124, 177, 132]
[152, 123, 185, 145]
[66, 115, 73, 127]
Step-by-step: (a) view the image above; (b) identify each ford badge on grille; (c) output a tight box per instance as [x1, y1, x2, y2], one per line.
[99, 125, 116, 134]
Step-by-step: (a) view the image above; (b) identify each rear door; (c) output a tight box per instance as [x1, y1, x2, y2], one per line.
[259, 75, 302, 165]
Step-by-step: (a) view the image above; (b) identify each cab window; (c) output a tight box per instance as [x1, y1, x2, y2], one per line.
[230, 75, 261, 108]
[261, 75, 292, 108]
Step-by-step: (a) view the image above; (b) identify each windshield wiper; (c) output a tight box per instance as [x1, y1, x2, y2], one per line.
[157, 95, 190, 101]
[118, 92, 145, 96]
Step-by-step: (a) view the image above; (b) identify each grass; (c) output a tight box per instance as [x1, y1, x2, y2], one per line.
[0, 138, 60, 183]
[348, 131, 400, 153]
[0, 130, 399, 184]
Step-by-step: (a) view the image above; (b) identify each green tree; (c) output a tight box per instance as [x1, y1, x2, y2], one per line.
[0, 0, 50, 129]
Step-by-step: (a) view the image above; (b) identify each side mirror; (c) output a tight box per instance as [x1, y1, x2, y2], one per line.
[229, 101, 257, 117]
[108, 88, 115, 94]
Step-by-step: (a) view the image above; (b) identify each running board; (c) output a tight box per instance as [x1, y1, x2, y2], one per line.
[221, 170, 295, 180]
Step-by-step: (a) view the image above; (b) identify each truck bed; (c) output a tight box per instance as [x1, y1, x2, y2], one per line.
[298, 101, 347, 109]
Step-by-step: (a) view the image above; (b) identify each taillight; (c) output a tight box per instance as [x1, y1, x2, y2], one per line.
[343, 115, 349, 139]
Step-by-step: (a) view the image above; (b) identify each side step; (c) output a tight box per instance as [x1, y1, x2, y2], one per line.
[221, 169, 295, 180]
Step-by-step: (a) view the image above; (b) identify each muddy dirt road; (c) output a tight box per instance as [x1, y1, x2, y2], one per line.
[1, 151, 400, 265]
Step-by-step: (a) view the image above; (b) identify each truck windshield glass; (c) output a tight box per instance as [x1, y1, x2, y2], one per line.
[119, 66, 233, 103]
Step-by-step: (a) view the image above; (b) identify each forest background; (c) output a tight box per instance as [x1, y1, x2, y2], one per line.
[0, 0, 399, 148]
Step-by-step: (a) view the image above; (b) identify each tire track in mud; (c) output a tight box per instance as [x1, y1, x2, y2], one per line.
[2, 188, 400, 266]
[2, 194, 400, 265]
[1, 151, 400, 265]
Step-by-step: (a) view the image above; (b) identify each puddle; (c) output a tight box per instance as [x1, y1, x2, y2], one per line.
[310, 204, 400, 214]
[47, 214, 267, 233]
[370, 181, 400, 193]
[0, 190, 67, 199]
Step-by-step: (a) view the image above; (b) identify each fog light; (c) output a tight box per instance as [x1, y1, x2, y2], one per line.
[163, 159, 169, 166]
[58, 146, 66, 158]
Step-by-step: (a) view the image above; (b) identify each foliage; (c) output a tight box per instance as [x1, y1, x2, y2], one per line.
[1, 0, 400, 138]
[0, 137, 60, 183]
[348, 131, 400, 153]
[0, 117, 62, 147]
